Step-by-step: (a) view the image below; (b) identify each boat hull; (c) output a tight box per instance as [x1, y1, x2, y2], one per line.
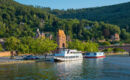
[53, 57, 83, 62]
[84, 56, 106, 58]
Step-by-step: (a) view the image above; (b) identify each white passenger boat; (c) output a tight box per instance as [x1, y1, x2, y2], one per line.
[84, 52, 105, 58]
[53, 49, 83, 62]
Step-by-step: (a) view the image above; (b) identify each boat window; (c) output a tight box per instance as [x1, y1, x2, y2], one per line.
[86, 53, 90, 55]
[67, 50, 70, 54]
[94, 53, 96, 55]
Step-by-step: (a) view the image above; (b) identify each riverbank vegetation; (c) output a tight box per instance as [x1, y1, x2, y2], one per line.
[5, 37, 57, 54]
[103, 48, 126, 53]
[68, 40, 99, 52]
[4, 37, 99, 54]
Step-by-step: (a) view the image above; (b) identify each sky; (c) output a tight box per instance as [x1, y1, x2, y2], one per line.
[15, 0, 130, 10]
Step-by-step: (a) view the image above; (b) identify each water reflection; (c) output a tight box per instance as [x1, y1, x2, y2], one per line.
[81, 58, 105, 80]
[0, 57, 130, 80]
[86, 58, 104, 68]
[0, 63, 58, 80]
[55, 60, 83, 80]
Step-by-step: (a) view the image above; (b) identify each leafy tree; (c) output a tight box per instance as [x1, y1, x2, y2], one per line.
[84, 41, 99, 52]
[68, 40, 85, 51]
[18, 37, 57, 54]
[68, 40, 99, 52]
[5, 37, 20, 51]
[0, 44, 3, 51]
[120, 29, 130, 40]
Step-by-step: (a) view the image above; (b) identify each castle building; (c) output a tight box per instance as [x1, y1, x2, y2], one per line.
[57, 30, 66, 48]
[35, 28, 53, 40]
[36, 28, 45, 39]
[111, 33, 120, 41]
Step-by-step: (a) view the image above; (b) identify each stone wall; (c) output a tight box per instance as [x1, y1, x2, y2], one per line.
[0, 51, 10, 57]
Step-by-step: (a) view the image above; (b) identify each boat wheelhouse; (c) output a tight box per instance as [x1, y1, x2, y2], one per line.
[54, 49, 83, 61]
[84, 52, 105, 58]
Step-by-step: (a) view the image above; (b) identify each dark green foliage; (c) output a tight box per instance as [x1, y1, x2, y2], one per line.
[99, 41, 111, 46]
[124, 39, 130, 43]
[0, 44, 3, 51]
[0, 0, 58, 38]
[120, 29, 130, 40]
[5, 36, 20, 51]
[103, 48, 125, 52]
[49, 2, 130, 32]
[103, 48, 113, 52]
[113, 48, 125, 52]
[0, 0, 129, 42]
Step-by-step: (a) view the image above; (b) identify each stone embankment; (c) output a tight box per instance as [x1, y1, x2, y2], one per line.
[0, 51, 35, 64]
[0, 52, 47, 64]
[0, 51, 10, 57]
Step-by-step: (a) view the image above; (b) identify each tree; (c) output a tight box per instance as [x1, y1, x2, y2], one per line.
[68, 40, 99, 52]
[68, 40, 85, 51]
[18, 37, 57, 54]
[0, 44, 3, 51]
[121, 29, 130, 40]
[5, 37, 20, 51]
[84, 41, 99, 52]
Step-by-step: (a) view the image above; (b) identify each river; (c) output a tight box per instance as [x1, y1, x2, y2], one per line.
[0, 55, 130, 80]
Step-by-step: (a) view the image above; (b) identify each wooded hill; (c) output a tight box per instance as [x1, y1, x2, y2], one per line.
[48, 2, 130, 32]
[0, 0, 129, 42]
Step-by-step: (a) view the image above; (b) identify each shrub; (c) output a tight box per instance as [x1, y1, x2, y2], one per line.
[103, 48, 113, 52]
[113, 48, 125, 52]
[99, 41, 111, 46]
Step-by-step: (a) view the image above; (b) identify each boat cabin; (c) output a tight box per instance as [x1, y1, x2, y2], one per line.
[84, 52, 105, 58]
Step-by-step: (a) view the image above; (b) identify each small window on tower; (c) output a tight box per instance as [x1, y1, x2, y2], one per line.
[62, 43, 65, 48]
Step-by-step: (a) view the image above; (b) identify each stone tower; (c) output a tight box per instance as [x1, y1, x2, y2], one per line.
[57, 30, 66, 48]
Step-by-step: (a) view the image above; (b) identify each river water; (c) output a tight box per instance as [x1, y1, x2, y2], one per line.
[0, 56, 130, 80]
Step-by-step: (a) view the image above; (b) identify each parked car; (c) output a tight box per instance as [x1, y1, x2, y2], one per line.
[23, 55, 39, 60]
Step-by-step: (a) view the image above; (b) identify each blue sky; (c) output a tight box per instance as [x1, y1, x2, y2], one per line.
[15, 0, 130, 9]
